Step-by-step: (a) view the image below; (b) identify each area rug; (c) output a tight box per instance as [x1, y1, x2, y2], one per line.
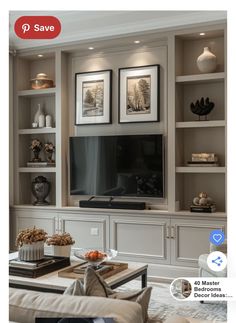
[116, 280, 227, 322]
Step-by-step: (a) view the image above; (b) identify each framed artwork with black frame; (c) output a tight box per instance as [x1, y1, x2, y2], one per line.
[75, 70, 112, 125]
[118, 64, 160, 123]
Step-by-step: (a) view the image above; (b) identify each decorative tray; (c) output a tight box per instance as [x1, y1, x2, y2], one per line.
[9, 255, 71, 278]
[58, 261, 128, 280]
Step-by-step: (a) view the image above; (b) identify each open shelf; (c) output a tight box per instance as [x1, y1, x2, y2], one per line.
[176, 120, 225, 128]
[18, 128, 56, 135]
[176, 72, 225, 84]
[176, 166, 226, 173]
[17, 88, 56, 97]
[18, 167, 56, 173]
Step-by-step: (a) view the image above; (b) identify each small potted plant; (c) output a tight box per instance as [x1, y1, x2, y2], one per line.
[16, 227, 48, 261]
[30, 139, 43, 162]
[44, 142, 55, 164]
[46, 233, 75, 257]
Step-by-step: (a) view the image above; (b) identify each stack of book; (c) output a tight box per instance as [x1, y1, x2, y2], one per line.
[190, 204, 216, 213]
[9, 255, 70, 278]
[187, 153, 219, 167]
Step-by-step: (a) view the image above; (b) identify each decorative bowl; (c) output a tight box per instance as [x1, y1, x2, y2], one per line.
[74, 248, 118, 267]
[30, 73, 54, 90]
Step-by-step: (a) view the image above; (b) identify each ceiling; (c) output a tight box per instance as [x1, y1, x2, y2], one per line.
[9, 11, 227, 51]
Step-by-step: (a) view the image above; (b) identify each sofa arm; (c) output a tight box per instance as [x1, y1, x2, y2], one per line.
[9, 288, 143, 323]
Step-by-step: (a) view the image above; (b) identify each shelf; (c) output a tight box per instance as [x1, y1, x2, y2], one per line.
[176, 72, 225, 84]
[18, 167, 56, 173]
[176, 120, 226, 128]
[175, 210, 226, 217]
[17, 88, 56, 97]
[18, 128, 56, 135]
[176, 167, 226, 173]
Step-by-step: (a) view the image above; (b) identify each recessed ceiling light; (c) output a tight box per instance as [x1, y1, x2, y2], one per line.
[200, 33, 205, 36]
[134, 40, 140, 44]
[88, 47, 94, 50]
[37, 54, 44, 58]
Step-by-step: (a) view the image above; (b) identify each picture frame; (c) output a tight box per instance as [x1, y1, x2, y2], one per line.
[118, 64, 160, 123]
[75, 70, 112, 125]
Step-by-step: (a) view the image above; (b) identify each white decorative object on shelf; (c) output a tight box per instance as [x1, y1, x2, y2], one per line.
[46, 115, 52, 128]
[32, 122, 38, 128]
[39, 114, 45, 128]
[34, 103, 43, 124]
[197, 47, 217, 73]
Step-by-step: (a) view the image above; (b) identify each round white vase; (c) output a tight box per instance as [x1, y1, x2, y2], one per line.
[197, 47, 217, 73]
[52, 245, 71, 257]
[18, 241, 44, 261]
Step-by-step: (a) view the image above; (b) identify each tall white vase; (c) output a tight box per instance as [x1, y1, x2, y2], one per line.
[197, 47, 217, 73]
[34, 104, 43, 124]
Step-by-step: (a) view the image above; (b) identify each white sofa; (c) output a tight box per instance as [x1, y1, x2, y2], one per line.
[9, 288, 226, 323]
[9, 288, 143, 323]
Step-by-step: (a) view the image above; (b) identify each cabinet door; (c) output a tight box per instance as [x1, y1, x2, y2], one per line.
[110, 215, 171, 264]
[170, 217, 227, 267]
[59, 212, 109, 250]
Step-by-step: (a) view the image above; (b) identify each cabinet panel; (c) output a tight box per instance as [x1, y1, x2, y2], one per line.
[110, 216, 171, 264]
[171, 218, 226, 267]
[60, 213, 109, 250]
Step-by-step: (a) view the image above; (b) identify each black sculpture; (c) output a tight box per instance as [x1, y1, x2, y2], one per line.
[190, 97, 215, 120]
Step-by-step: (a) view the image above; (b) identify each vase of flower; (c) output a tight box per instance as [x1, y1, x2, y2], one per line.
[44, 142, 55, 164]
[16, 227, 47, 261]
[31, 176, 51, 205]
[30, 139, 42, 162]
[46, 233, 75, 257]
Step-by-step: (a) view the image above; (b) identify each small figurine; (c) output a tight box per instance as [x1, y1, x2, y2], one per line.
[190, 97, 215, 120]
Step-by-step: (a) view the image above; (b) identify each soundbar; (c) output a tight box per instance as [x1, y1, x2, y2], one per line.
[79, 199, 146, 210]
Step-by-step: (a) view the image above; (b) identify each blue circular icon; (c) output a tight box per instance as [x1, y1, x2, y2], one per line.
[209, 230, 225, 246]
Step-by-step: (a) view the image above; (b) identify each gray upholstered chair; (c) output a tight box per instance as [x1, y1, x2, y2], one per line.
[198, 240, 227, 277]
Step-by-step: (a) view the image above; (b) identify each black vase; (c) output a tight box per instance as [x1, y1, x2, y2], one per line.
[31, 176, 51, 206]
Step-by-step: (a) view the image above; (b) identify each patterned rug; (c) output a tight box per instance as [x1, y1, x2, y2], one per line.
[116, 280, 227, 322]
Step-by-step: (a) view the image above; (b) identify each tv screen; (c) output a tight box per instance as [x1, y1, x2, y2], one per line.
[70, 134, 164, 198]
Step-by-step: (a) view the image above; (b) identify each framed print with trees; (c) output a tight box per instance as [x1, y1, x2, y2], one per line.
[119, 65, 160, 123]
[75, 70, 112, 125]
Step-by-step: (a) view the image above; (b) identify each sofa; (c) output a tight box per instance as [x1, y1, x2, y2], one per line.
[9, 288, 226, 323]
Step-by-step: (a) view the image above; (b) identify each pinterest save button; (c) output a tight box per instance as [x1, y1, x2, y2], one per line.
[14, 16, 61, 39]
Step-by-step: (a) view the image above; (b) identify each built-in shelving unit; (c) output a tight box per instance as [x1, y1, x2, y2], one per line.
[14, 50, 68, 207]
[174, 27, 226, 212]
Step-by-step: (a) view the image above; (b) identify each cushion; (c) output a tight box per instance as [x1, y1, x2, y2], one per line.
[198, 254, 227, 277]
[9, 288, 143, 323]
[64, 267, 152, 322]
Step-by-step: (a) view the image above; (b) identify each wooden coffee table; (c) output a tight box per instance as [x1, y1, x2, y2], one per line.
[9, 253, 148, 294]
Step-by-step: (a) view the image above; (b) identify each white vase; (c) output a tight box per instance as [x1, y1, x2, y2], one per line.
[197, 47, 217, 73]
[52, 245, 71, 257]
[46, 115, 52, 128]
[18, 241, 44, 261]
[39, 114, 45, 128]
[34, 103, 43, 124]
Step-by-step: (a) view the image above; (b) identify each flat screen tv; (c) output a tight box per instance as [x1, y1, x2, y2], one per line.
[70, 134, 164, 198]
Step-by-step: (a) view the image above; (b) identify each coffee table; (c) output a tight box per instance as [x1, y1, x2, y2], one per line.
[9, 252, 148, 294]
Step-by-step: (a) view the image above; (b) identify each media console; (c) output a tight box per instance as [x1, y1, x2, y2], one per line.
[79, 197, 146, 210]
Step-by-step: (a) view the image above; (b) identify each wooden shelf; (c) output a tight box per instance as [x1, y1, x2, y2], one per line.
[176, 72, 225, 84]
[18, 167, 56, 173]
[17, 88, 56, 97]
[176, 120, 226, 128]
[176, 166, 226, 173]
[18, 128, 56, 135]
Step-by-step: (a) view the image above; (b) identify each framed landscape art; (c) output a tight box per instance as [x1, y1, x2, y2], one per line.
[118, 65, 160, 123]
[75, 70, 112, 125]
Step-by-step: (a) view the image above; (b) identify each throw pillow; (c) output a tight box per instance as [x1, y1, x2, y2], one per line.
[64, 267, 152, 322]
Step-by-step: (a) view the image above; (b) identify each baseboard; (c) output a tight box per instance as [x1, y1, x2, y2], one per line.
[146, 263, 199, 280]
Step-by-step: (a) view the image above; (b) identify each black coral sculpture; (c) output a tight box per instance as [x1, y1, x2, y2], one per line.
[190, 97, 215, 120]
